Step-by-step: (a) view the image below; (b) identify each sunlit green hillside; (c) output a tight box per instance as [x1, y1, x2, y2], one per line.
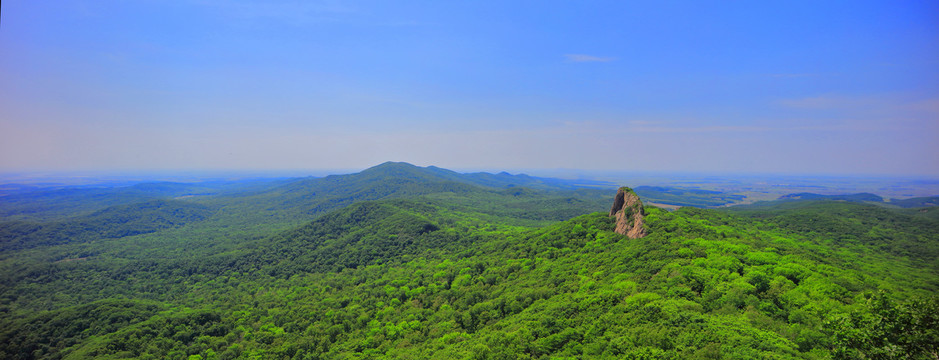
[0, 164, 936, 359]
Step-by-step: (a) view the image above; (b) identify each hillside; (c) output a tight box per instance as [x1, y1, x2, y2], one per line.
[775, 192, 939, 209]
[889, 196, 939, 208]
[723, 200, 939, 267]
[0, 199, 213, 252]
[0, 179, 290, 222]
[231, 161, 612, 218]
[777, 193, 885, 203]
[0, 165, 936, 359]
[0, 163, 613, 266]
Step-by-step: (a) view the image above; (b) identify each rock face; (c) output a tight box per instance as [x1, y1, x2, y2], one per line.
[609, 187, 647, 239]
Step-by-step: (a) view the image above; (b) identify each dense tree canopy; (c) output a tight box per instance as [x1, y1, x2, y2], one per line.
[0, 164, 936, 359]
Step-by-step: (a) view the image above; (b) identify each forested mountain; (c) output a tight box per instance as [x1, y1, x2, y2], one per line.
[777, 193, 885, 203]
[217, 161, 612, 219]
[724, 200, 939, 266]
[775, 192, 939, 209]
[0, 164, 936, 359]
[889, 196, 939, 208]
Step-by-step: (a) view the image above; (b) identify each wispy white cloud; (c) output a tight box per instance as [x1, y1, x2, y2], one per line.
[627, 120, 661, 126]
[777, 94, 939, 118]
[767, 73, 824, 78]
[776, 94, 858, 109]
[549, 118, 889, 135]
[626, 125, 773, 133]
[564, 54, 616, 63]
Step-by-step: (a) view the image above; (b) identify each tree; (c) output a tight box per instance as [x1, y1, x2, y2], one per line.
[828, 292, 939, 360]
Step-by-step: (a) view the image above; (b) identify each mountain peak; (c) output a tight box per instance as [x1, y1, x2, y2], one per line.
[358, 162, 430, 177]
[368, 161, 421, 170]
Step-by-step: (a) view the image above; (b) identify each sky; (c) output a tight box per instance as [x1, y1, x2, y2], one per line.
[1, 0, 937, 176]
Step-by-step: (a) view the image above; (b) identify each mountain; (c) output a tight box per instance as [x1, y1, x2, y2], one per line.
[723, 200, 939, 265]
[889, 196, 939, 208]
[264, 161, 612, 214]
[0, 163, 614, 261]
[0, 164, 936, 359]
[776, 192, 939, 210]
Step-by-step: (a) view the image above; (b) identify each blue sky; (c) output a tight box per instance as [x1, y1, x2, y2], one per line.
[1, 1, 937, 175]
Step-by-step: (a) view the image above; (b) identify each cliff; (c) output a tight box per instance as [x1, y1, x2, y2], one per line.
[609, 187, 647, 239]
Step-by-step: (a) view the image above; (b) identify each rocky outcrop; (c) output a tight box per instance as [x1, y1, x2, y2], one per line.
[609, 187, 647, 239]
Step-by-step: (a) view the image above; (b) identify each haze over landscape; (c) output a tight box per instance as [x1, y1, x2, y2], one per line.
[2, 3, 939, 360]
[2, 1, 937, 175]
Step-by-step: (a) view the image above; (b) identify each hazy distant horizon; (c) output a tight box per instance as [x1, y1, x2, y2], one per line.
[3, 161, 939, 200]
[2, 1, 937, 176]
[4, 162, 939, 181]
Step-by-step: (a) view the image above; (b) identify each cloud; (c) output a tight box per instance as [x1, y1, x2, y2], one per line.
[766, 73, 823, 78]
[627, 125, 773, 133]
[564, 54, 616, 63]
[551, 118, 883, 135]
[776, 94, 939, 120]
[776, 95, 857, 109]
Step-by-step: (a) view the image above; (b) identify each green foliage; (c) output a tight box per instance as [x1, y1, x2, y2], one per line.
[63, 308, 229, 360]
[0, 200, 213, 251]
[0, 180, 280, 221]
[778, 193, 885, 203]
[1, 165, 937, 359]
[0, 298, 164, 359]
[827, 292, 939, 360]
[725, 200, 939, 266]
[888, 196, 939, 209]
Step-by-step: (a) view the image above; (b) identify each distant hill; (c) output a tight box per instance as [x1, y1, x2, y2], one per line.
[0, 162, 612, 224]
[0, 178, 289, 221]
[222, 161, 613, 220]
[889, 196, 939, 208]
[778, 192, 884, 203]
[423, 165, 612, 190]
[722, 200, 939, 264]
[774, 192, 939, 209]
[0, 163, 614, 257]
[0, 199, 213, 252]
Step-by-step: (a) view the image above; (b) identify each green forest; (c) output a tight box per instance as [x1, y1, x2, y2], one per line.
[0, 163, 936, 359]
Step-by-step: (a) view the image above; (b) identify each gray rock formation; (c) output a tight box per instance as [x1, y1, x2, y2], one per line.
[609, 187, 647, 239]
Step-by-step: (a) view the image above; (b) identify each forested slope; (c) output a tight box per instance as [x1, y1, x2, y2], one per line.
[1, 199, 936, 359]
[0, 163, 611, 277]
[0, 165, 936, 359]
[0, 179, 288, 222]
[724, 200, 939, 268]
[0, 200, 213, 252]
